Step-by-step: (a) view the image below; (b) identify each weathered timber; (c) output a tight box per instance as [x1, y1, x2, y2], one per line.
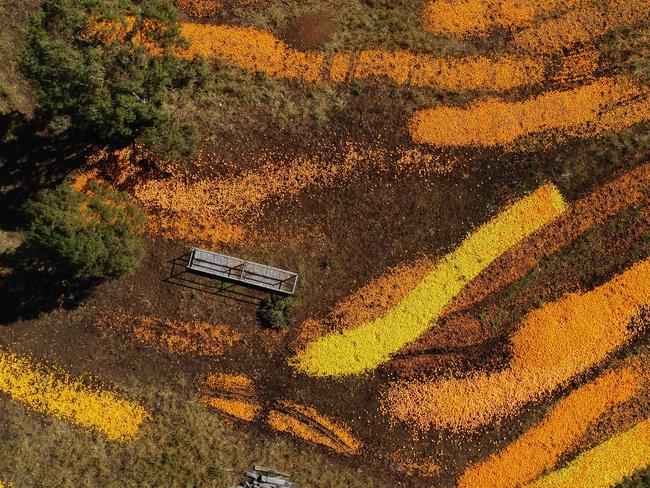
[186, 248, 298, 295]
[233, 466, 300, 488]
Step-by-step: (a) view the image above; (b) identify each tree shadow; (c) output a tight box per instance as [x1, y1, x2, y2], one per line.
[163, 254, 266, 306]
[0, 112, 97, 323]
[0, 267, 97, 325]
[0, 111, 92, 230]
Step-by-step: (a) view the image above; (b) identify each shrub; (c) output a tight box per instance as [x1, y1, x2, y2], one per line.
[20, 0, 209, 161]
[257, 295, 291, 330]
[20, 181, 146, 280]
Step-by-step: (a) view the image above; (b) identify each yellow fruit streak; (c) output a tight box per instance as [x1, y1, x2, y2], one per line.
[524, 417, 650, 488]
[291, 184, 566, 376]
[457, 362, 643, 488]
[0, 351, 149, 441]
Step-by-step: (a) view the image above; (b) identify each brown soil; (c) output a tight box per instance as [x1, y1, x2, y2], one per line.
[2, 3, 650, 483]
[282, 10, 336, 51]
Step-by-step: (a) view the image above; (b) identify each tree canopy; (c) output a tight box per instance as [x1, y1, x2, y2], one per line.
[20, 181, 146, 280]
[20, 0, 208, 160]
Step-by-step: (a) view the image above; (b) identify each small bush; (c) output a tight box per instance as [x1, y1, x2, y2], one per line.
[19, 181, 146, 280]
[257, 294, 292, 330]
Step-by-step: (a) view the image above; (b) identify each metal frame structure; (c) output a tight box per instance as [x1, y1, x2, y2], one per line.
[185, 247, 298, 295]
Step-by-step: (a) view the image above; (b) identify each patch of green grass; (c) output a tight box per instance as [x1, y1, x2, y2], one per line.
[527, 123, 650, 200]
[0, 231, 21, 255]
[603, 25, 650, 84]
[182, 58, 356, 136]
[230, 0, 475, 55]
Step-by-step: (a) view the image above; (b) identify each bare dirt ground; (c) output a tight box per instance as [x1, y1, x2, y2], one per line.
[1, 0, 650, 486]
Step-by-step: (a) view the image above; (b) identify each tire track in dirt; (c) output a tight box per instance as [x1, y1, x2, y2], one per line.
[270, 402, 357, 454]
[267, 401, 363, 455]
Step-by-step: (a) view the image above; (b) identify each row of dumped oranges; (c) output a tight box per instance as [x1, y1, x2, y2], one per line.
[132, 315, 244, 356]
[121, 144, 454, 248]
[87, 17, 545, 92]
[87, 0, 650, 149]
[174, 0, 649, 86]
[177, 0, 649, 148]
[0, 350, 149, 442]
[179, 23, 546, 92]
[409, 76, 650, 148]
[423, 0, 649, 49]
[90, 308, 245, 358]
[384, 258, 650, 431]
[199, 374, 363, 454]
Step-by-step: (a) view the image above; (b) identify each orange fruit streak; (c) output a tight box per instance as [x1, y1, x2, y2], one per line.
[385, 258, 650, 432]
[408, 54, 544, 91]
[512, 0, 650, 55]
[409, 76, 650, 147]
[176, 23, 543, 91]
[201, 396, 261, 421]
[268, 410, 345, 451]
[457, 362, 643, 488]
[510, 261, 649, 370]
[422, 0, 591, 38]
[131, 315, 243, 356]
[180, 24, 325, 82]
[201, 373, 254, 392]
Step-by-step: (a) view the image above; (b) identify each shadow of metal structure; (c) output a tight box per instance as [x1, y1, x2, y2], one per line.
[164, 253, 267, 305]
